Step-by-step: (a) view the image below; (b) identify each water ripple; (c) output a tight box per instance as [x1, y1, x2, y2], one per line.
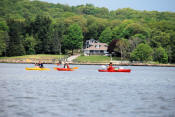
[0, 64, 175, 117]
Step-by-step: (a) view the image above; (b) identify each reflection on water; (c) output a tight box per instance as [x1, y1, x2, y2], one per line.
[0, 63, 175, 117]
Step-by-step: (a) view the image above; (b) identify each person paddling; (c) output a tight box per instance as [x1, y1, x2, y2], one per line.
[64, 62, 70, 69]
[38, 61, 44, 68]
[107, 62, 114, 70]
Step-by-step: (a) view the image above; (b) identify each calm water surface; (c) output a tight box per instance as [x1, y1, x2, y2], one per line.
[0, 63, 175, 117]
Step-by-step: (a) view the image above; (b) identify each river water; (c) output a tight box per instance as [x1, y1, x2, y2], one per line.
[0, 63, 175, 117]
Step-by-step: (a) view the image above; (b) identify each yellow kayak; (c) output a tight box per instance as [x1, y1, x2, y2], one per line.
[25, 67, 50, 71]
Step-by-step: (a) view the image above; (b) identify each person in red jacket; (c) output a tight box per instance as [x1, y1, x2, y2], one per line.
[107, 62, 114, 70]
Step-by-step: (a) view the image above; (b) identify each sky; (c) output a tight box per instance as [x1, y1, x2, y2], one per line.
[39, 0, 175, 12]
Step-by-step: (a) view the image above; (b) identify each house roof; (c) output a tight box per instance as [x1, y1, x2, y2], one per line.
[84, 43, 108, 51]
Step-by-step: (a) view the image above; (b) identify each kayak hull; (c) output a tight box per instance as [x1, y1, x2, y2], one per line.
[25, 68, 50, 71]
[55, 68, 73, 71]
[98, 69, 131, 72]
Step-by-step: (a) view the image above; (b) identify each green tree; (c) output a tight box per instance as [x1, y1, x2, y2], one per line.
[169, 31, 175, 63]
[130, 43, 153, 62]
[50, 21, 65, 54]
[128, 34, 146, 53]
[96, 18, 108, 38]
[99, 27, 112, 43]
[112, 20, 134, 39]
[0, 20, 8, 31]
[64, 15, 87, 33]
[0, 19, 8, 56]
[24, 35, 36, 54]
[63, 24, 83, 55]
[154, 47, 168, 63]
[0, 31, 7, 56]
[112, 26, 122, 39]
[150, 29, 170, 48]
[114, 38, 129, 61]
[86, 23, 98, 40]
[6, 19, 25, 56]
[122, 23, 150, 39]
[31, 15, 52, 54]
[84, 16, 98, 40]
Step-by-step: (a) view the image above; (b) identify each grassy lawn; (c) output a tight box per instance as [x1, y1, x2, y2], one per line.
[0, 54, 65, 59]
[74, 55, 121, 63]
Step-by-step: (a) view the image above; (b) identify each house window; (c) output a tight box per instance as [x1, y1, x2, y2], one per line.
[100, 50, 104, 53]
[95, 45, 100, 48]
[90, 50, 94, 53]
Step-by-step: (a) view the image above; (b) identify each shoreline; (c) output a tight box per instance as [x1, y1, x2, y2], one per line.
[0, 61, 175, 67]
[0, 57, 175, 67]
[70, 63, 175, 67]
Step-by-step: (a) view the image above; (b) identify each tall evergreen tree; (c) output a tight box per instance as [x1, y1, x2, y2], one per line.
[0, 31, 7, 56]
[0, 19, 8, 56]
[51, 22, 65, 54]
[31, 15, 52, 54]
[6, 19, 25, 56]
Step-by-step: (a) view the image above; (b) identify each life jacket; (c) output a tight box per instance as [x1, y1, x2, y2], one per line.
[108, 65, 114, 70]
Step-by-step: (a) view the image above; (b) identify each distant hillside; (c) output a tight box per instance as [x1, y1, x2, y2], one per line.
[0, 0, 175, 21]
[0, 0, 175, 63]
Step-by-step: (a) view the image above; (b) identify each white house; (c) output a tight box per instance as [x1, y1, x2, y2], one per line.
[84, 39, 108, 55]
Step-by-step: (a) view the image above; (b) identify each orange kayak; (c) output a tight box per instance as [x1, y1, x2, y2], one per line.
[54, 68, 73, 71]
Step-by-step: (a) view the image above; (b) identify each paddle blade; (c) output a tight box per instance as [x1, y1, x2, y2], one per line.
[72, 67, 78, 69]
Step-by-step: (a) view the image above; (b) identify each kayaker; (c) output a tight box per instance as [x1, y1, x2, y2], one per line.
[107, 62, 114, 70]
[64, 63, 70, 69]
[38, 61, 44, 68]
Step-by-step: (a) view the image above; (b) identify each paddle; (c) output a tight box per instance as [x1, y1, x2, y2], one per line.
[54, 67, 57, 70]
[72, 67, 78, 69]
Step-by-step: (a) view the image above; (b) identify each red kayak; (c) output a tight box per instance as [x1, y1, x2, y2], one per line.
[55, 68, 73, 71]
[54, 67, 78, 71]
[98, 69, 131, 72]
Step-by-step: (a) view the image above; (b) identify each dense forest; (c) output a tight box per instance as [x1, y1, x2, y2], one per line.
[0, 0, 175, 63]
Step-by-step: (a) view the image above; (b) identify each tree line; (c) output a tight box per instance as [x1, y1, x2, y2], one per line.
[0, 0, 175, 63]
[0, 16, 83, 56]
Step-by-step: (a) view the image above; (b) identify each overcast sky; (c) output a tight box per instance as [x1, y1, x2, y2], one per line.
[39, 0, 175, 12]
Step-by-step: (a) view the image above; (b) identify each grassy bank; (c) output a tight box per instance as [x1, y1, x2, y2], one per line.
[74, 55, 120, 63]
[0, 54, 65, 59]
[72, 55, 175, 67]
[0, 54, 66, 63]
